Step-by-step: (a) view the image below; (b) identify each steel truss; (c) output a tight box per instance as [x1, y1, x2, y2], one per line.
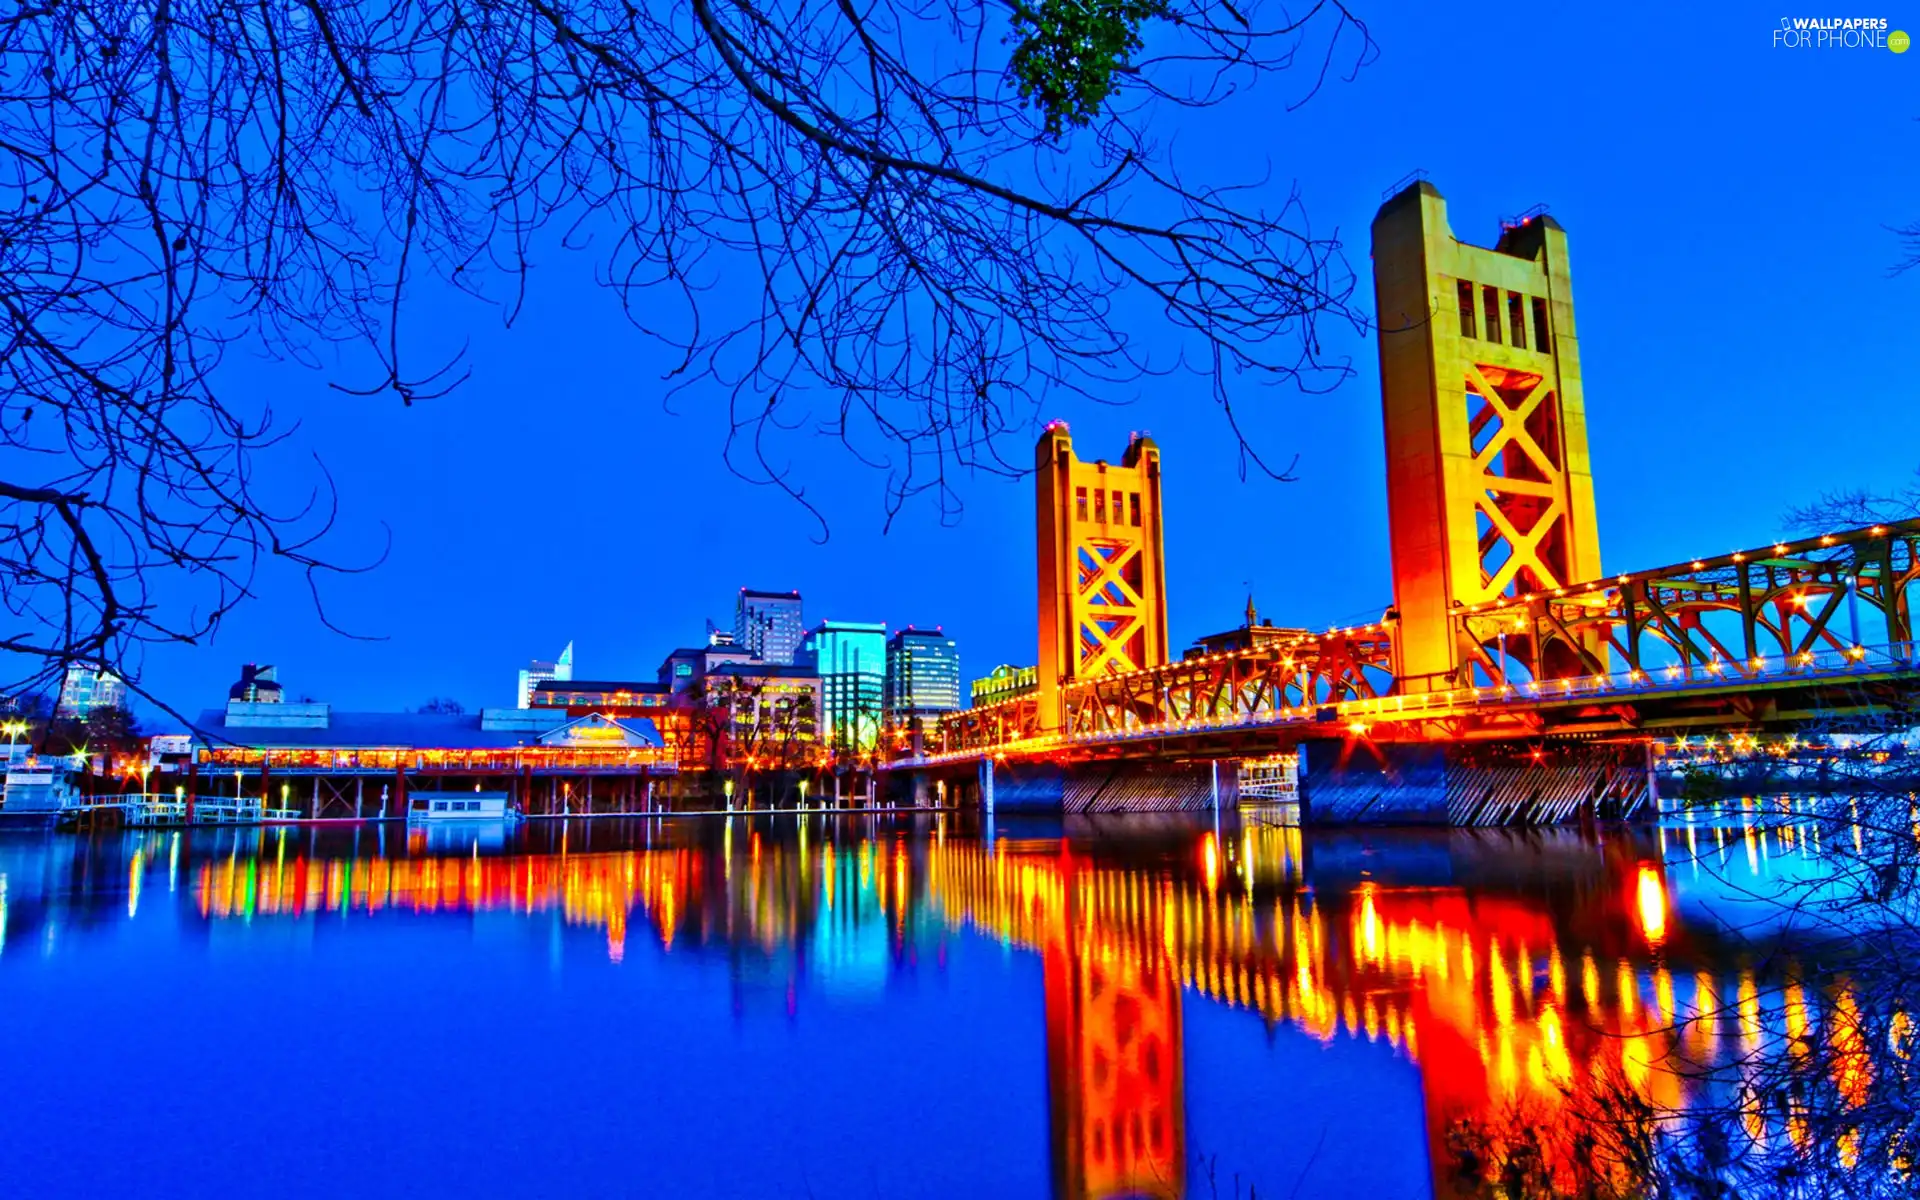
[1453, 520, 1920, 689]
[927, 630, 1395, 755]
[1062, 630, 1396, 737]
[917, 521, 1920, 762]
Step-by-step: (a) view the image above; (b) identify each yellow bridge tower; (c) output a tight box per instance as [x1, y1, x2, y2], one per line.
[1372, 181, 1603, 691]
[1035, 423, 1170, 731]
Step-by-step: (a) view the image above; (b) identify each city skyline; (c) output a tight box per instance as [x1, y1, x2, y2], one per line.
[5, 5, 1912, 1199]
[111, 2, 1916, 723]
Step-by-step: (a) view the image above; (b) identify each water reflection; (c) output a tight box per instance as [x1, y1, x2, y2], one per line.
[0, 807, 1880, 1198]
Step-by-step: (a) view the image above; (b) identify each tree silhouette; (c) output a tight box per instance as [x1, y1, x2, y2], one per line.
[0, 0, 1374, 712]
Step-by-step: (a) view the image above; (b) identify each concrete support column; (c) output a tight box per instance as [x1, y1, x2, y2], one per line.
[978, 757, 996, 815]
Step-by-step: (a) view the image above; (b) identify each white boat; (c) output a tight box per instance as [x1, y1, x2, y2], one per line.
[408, 790, 518, 821]
[1, 761, 83, 825]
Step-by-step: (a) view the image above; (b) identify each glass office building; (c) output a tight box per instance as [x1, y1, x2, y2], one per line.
[517, 642, 574, 709]
[736, 589, 805, 665]
[800, 620, 886, 753]
[57, 667, 127, 719]
[884, 628, 961, 721]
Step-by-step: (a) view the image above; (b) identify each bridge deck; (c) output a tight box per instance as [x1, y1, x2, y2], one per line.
[901, 642, 1916, 769]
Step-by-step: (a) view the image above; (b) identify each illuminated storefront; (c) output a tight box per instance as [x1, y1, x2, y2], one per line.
[190, 700, 674, 815]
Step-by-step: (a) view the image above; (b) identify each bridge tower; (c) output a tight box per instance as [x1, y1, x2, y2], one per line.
[1035, 423, 1170, 731]
[1372, 181, 1603, 690]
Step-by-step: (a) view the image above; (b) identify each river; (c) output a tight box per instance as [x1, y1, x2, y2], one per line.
[0, 806, 1867, 1198]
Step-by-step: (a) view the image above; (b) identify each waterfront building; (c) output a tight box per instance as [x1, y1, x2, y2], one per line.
[735, 589, 804, 665]
[56, 667, 126, 719]
[147, 734, 194, 776]
[532, 680, 674, 712]
[884, 628, 961, 722]
[193, 693, 672, 817]
[969, 664, 1038, 708]
[516, 642, 574, 709]
[530, 679, 704, 771]
[1184, 597, 1311, 659]
[228, 663, 284, 703]
[799, 620, 886, 753]
[697, 662, 823, 769]
[659, 642, 757, 694]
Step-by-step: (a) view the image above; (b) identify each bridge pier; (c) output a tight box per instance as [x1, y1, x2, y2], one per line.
[1298, 739, 1653, 826]
[969, 759, 1233, 814]
[884, 771, 944, 809]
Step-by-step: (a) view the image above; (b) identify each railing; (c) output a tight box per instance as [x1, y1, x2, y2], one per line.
[65, 793, 302, 825]
[898, 642, 1917, 766]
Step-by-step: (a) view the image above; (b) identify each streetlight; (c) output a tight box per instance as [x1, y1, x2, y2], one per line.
[724, 778, 734, 812]
[798, 779, 809, 811]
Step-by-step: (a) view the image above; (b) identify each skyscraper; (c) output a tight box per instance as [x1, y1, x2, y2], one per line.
[517, 642, 574, 709]
[799, 620, 886, 753]
[884, 628, 961, 722]
[735, 589, 804, 665]
[228, 664, 285, 704]
[56, 667, 127, 719]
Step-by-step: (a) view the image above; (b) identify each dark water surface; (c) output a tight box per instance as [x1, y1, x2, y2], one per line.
[0, 812, 1790, 1198]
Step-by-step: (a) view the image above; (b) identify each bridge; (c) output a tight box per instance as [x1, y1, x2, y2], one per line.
[891, 181, 1920, 823]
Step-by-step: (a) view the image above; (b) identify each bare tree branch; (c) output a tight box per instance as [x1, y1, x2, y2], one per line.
[0, 0, 1374, 705]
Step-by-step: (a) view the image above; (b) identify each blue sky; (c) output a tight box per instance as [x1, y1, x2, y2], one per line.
[138, 1, 1918, 721]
